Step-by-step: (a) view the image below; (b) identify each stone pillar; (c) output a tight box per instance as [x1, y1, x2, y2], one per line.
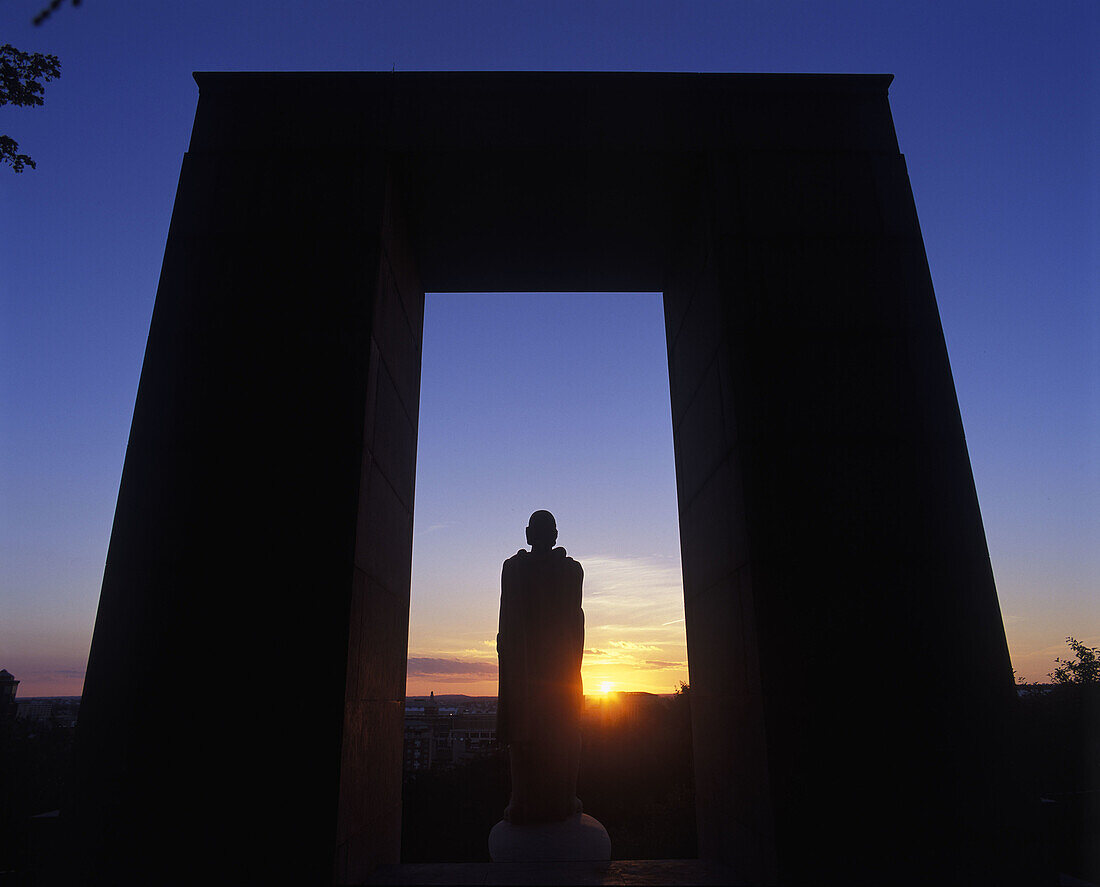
[666, 147, 1038, 883]
[67, 137, 422, 883]
[336, 172, 424, 884]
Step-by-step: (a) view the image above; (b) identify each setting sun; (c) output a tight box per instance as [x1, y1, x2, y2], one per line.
[599, 681, 614, 694]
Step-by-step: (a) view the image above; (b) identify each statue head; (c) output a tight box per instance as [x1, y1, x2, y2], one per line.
[525, 510, 558, 552]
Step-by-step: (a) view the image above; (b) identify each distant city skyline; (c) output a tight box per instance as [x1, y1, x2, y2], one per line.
[2, 1, 1096, 696]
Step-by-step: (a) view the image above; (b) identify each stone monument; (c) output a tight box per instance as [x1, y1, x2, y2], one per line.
[489, 511, 611, 864]
[68, 74, 1037, 884]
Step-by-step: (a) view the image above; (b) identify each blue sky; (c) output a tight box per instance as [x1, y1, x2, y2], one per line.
[1, 0, 1096, 694]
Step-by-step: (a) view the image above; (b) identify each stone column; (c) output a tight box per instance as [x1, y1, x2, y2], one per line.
[67, 130, 422, 882]
[666, 146, 1039, 883]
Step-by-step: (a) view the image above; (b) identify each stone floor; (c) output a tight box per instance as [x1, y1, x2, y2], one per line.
[365, 861, 1100, 887]
[364, 859, 738, 885]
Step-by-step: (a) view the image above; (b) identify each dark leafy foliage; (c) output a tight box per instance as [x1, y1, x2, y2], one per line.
[402, 752, 511, 862]
[0, 718, 75, 874]
[1050, 637, 1100, 685]
[33, 0, 83, 27]
[1016, 676, 1100, 883]
[0, 44, 60, 106]
[1, 43, 61, 172]
[576, 691, 696, 859]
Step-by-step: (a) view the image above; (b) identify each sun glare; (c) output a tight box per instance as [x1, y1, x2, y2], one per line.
[599, 681, 614, 694]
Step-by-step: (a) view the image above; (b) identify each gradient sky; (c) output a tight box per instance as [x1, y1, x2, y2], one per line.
[1, 0, 1096, 696]
[408, 292, 687, 696]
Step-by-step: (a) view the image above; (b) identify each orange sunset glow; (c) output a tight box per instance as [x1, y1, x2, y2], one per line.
[406, 551, 690, 698]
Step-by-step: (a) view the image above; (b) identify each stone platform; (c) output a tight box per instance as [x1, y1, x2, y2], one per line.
[488, 813, 611, 864]
[365, 858, 739, 885]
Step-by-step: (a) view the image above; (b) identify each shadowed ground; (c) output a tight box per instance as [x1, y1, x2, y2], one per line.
[366, 858, 736, 885]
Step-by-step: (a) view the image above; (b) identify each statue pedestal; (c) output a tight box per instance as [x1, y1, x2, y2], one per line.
[489, 813, 611, 866]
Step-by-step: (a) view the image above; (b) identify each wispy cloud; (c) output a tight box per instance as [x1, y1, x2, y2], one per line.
[579, 554, 685, 631]
[643, 660, 686, 670]
[406, 657, 498, 677]
[573, 554, 689, 690]
[609, 640, 662, 652]
[409, 645, 496, 662]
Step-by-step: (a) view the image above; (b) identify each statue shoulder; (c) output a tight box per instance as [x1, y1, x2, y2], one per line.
[553, 547, 583, 576]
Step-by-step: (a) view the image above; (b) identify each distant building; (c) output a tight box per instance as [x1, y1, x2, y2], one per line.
[16, 699, 55, 722]
[12, 696, 81, 726]
[0, 669, 18, 722]
[402, 694, 498, 771]
[403, 721, 433, 771]
[432, 713, 497, 767]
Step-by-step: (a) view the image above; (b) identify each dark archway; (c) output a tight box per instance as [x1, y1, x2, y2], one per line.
[68, 73, 1036, 884]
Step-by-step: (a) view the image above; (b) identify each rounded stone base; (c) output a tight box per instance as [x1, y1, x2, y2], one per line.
[488, 813, 611, 865]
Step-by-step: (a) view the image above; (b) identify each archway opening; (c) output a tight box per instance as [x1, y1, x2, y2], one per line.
[401, 292, 694, 862]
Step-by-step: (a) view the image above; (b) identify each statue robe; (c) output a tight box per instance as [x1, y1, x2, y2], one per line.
[496, 546, 584, 821]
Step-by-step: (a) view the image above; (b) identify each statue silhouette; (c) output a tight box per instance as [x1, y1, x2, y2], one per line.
[496, 510, 585, 824]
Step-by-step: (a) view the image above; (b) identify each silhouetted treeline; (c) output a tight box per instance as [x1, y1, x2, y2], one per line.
[577, 690, 696, 859]
[5, 685, 1093, 877]
[401, 751, 511, 862]
[1016, 683, 1099, 883]
[401, 690, 696, 862]
[0, 717, 75, 877]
